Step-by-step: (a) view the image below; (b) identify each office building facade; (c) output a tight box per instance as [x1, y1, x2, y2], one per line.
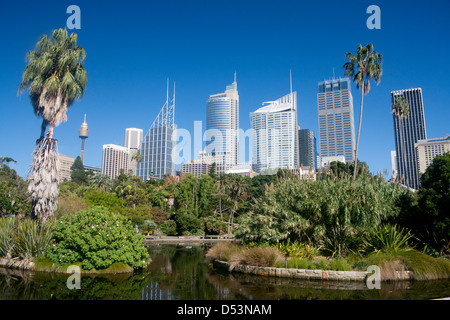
[298, 129, 318, 169]
[124, 128, 143, 175]
[58, 155, 75, 181]
[317, 78, 355, 164]
[204, 75, 239, 173]
[102, 144, 130, 179]
[137, 84, 176, 180]
[250, 92, 298, 173]
[392, 88, 427, 190]
[415, 135, 450, 175]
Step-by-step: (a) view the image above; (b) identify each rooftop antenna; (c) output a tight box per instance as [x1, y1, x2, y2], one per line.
[290, 69, 293, 95]
[333, 67, 335, 80]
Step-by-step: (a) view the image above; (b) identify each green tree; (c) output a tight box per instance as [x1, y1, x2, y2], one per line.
[343, 43, 383, 180]
[416, 152, 450, 255]
[71, 156, 88, 184]
[18, 28, 87, 222]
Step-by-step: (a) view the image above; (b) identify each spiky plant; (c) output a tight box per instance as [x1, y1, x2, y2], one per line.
[343, 43, 383, 180]
[18, 28, 87, 222]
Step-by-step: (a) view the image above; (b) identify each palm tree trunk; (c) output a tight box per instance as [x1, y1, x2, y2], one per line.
[353, 82, 365, 180]
[47, 120, 55, 139]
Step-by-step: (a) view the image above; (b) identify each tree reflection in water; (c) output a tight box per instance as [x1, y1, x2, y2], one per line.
[0, 245, 449, 300]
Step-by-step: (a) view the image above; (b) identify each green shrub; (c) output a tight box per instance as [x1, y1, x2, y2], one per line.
[330, 257, 352, 271]
[0, 217, 16, 257]
[363, 224, 414, 254]
[172, 212, 203, 235]
[83, 188, 124, 212]
[14, 218, 54, 259]
[286, 258, 316, 269]
[46, 207, 149, 270]
[159, 220, 177, 236]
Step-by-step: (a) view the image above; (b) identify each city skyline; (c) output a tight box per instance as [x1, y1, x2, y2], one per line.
[1, 0, 449, 179]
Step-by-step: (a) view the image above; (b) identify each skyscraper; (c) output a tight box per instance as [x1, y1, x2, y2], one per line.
[392, 88, 427, 190]
[317, 78, 355, 164]
[125, 128, 143, 175]
[136, 81, 176, 180]
[250, 91, 298, 173]
[125, 128, 143, 150]
[204, 74, 239, 173]
[101, 144, 130, 179]
[298, 129, 318, 170]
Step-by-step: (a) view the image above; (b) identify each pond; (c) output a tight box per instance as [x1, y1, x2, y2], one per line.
[0, 245, 449, 300]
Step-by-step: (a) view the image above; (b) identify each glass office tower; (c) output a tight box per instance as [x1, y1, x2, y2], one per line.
[137, 83, 176, 180]
[298, 128, 318, 170]
[392, 88, 427, 190]
[317, 78, 355, 164]
[204, 75, 239, 173]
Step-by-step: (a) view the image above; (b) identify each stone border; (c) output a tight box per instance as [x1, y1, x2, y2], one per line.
[212, 260, 413, 281]
[0, 258, 135, 274]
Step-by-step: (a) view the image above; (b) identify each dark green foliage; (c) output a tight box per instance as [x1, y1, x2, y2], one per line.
[70, 156, 88, 184]
[172, 212, 203, 235]
[159, 220, 177, 236]
[83, 188, 124, 212]
[46, 207, 150, 270]
[414, 152, 450, 254]
[235, 174, 410, 256]
[0, 157, 30, 217]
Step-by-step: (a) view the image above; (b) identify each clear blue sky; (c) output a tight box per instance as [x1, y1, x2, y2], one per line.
[1, 0, 449, 178]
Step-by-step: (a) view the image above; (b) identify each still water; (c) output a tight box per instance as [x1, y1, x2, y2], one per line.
[0, 245, 449, 300]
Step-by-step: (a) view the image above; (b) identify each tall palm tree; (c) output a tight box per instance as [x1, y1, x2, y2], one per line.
[391, 95, 410, 183]
[18, 28, 87, 222]
[343, 43, 383, 180]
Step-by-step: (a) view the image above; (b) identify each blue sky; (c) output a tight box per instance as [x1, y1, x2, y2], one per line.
[1, 0, 449, 178]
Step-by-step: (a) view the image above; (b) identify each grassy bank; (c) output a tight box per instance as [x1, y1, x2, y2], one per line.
[206, 242, 450, 280]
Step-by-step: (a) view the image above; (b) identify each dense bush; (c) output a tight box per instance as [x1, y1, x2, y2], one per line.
[415, 152, 449, 255]
[159, 220, 177, 236]
[172, 212, 203, 235]
[235, 174, 411, 255]
[83, 188, 124, 212]
[0, 217, 16, 257]
[46, 207, 149, 270]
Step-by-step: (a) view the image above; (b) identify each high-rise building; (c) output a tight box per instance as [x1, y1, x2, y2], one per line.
[317, 78, 355, 164]
[124, 128, 143, 174]
[204, 74, 239, 173]
[136, 82, 176, 180]
[101, 144, 130, 179]
[181, 159, 215, 178]
[392, 88, 427, 190]
[298, 129, 318, 170]
[250, 91, 298, 173]
[125, 128, 143, 150]
[415, 135, 450, 175]
[58, 155, 75, 181]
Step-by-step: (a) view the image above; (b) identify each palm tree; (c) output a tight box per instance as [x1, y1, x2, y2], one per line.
[391, 95, 410, 183]
[18, 28, 87, 222]
[343, 43, 383, 180]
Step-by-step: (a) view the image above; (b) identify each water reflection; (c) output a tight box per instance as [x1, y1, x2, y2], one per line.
[0, 245, 449, 300]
